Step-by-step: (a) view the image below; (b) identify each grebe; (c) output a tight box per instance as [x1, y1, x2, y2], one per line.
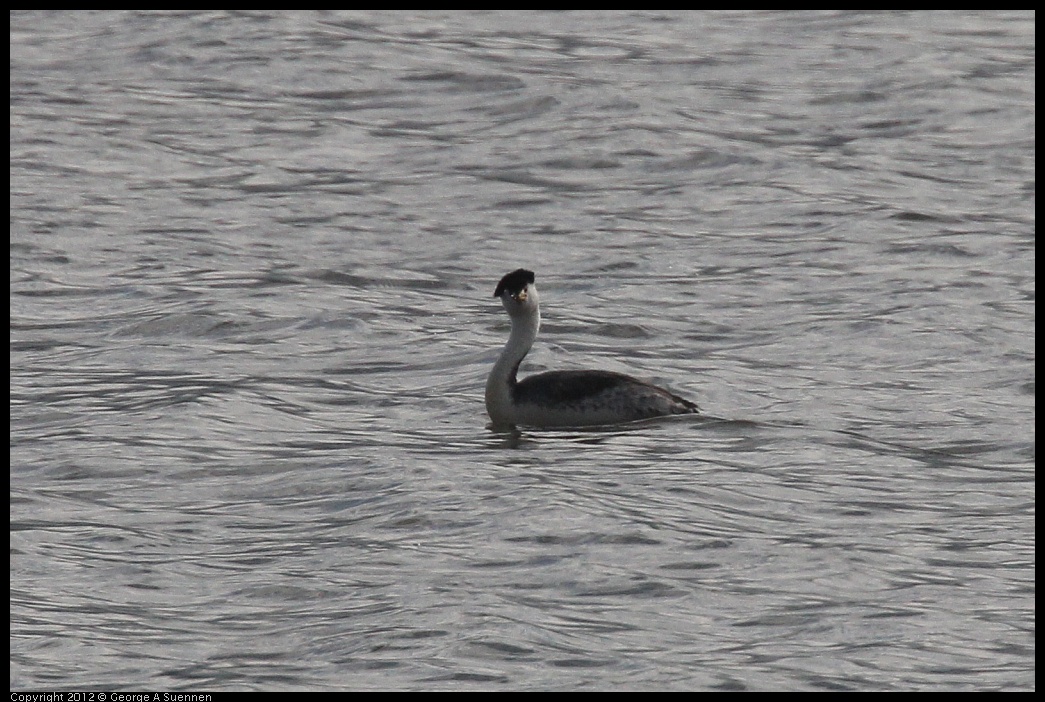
[485, 269, 699, 428]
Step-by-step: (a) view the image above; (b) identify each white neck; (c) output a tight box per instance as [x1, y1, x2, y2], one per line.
[485, 304, 540, 425]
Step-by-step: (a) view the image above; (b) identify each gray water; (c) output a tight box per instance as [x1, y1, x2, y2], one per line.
[10, 11, 1034, 691]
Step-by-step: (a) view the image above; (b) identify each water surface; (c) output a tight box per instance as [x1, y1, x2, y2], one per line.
[10, 10, 1034, 691]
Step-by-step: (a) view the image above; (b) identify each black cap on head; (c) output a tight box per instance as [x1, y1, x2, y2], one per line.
[494, 269, 535, 297]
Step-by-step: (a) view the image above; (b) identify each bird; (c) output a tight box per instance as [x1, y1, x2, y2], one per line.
[485, 268, 699, 428]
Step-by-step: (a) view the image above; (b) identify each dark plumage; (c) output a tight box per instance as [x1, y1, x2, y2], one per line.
[486, 269, 698, 428]
[514, 370, 699, 419]
[494, 268, 535, 298]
